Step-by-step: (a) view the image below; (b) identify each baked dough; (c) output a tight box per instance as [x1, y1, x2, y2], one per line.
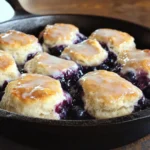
[79, 70, 143, 119]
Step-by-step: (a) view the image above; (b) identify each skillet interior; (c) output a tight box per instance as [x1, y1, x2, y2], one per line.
[0, 15, 150, 149]
[0, 15, 150, 125]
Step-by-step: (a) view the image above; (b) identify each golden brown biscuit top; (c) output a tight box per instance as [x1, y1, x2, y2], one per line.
[43, 23, 79, 43]
[0, 50, 14, 71]
[34, 52, 78, 73]
[0, 30, 38, 48]
[79, 70, 142, 105]
[120, 50, 150, 73]
[11, 74, 63, 103]
[61, 39, 108, 66]
[89, 28, 134, 47]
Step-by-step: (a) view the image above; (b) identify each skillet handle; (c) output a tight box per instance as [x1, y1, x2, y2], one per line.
[6, 0, 30, 16]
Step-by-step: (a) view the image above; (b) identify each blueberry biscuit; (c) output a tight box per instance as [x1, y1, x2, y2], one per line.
[40, 23, 87, 56]
[24, 52, 82, 91]
[61, 39, 109, 73]
[0, 74, 72, 120]
[89, 28, 136, 55]
[89, 29, 136, 72]
[120, 50, 150, 98]
[78, 70, 144, 119]
[0, 30, 42, 66]
[0, 50, 20, 95]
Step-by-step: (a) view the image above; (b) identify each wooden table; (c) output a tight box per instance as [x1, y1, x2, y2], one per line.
[4, 0, 150, 149]
[15, 0, 150, 28]
[115, 135, 150, 150]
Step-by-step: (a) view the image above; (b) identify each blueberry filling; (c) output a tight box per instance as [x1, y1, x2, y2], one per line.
[122, 71, 137, 83]
[76, 56, 120, 74]
[47, 33, 87, 56]
[70, 82, 84, 105]
[99, 42, 122, 73]
[17, 53, 37, 73]
[18, 65, 25, 73]
[39, 36, 44, 44]
[78, 60, 109, 74]
[143, 86, 150, 99]
[122, 71, 150, 99]
[26, 53, 37, 61]
[111, 63, 122, 73]
[55, 92, 72, 119]
[48, 45, 67, 57]
[0, 91, 4, 101]
[52, 67, 83, 92]
[136, 72, 150, 90]
[67, 105, 93, 120]
[73, 33, 87, 44]
[67, 83, 93, 120]
[122, 71, 150, 90]
[0, 81, 8, 91]
[99, 42, 110, 52]
[134, 97, 148, 112]
[0, 81, 8, 101]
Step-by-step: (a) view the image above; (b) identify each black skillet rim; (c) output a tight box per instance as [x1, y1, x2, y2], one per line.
[0, 14, 150, 127]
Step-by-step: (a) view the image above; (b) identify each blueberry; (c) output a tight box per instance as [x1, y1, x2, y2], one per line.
[71, 84, 84, 105]
[0, 81, 7, 101]
[2, 81, 8, 91]
[76, 69, 83, 79]
[134, 97, 148, 112]
[27, 53, 36, 61]
[0, 91, 4, 101]
[99, 42, 109, 51]
[68, 106, 91, 120]
[125, 72, 137, 83]
[74, 34, 87, 44]
[55, 100, 71, 119]
[39, 37, 44, 44]
[49, 45, 66, 56]
[137, 76, 149, 90]
[0, 81, 8, 92]
[99, 64, 110, 70]
[59, 69, 83, 92]
[21, 69, 27, 74]
[143, 86, 150, 99]
[108, 52, 117, 64]
[78, 34, 87, 41]
[112, 63, 122, 73]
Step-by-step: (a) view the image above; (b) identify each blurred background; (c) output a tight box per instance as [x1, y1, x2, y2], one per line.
[1, 0, 149, 27]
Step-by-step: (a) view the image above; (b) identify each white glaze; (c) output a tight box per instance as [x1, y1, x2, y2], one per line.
[0, 30, 37, 45]
[13, 74, 65, 101]
[90, 28, 134, 46]
[24, 52, 78, 78]
[120, 50, 150, 76]
[80, 70, 139, 97]
[43, 24, 79, 47]
[61, 39, 108, 66]
[89, 28, 136, 55]
[0, 50, 20, 86]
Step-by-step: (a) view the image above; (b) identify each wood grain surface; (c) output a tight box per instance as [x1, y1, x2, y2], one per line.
[4, 0, 150, 150]
[17, 0, 150, 28]
[115, 135, 150, 150]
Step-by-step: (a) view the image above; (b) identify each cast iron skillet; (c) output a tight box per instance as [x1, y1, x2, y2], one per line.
[0, 15, 150, 150]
